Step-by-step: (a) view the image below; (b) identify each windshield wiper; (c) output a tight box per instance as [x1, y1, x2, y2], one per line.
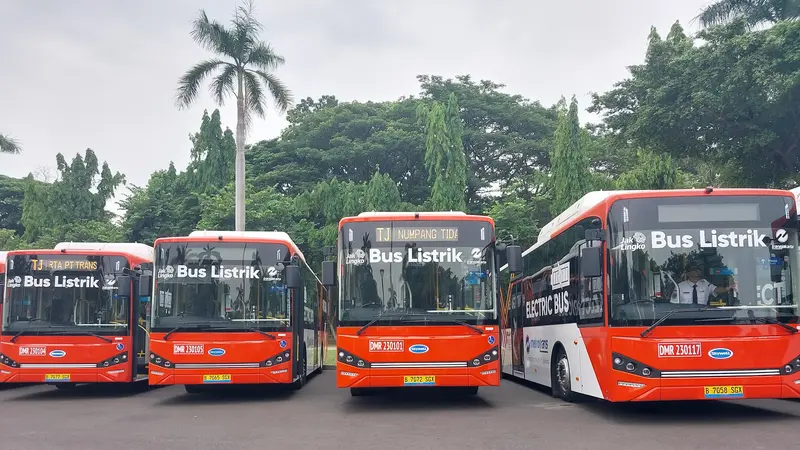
[163, 323, 212, 341]
[356, 314, 404, 336]
[52, 330, 113, 343]
[9, 329, 37, 343]
[757, 316, 798, 334]
[640, 307, 711, 338]
[203, 326, 277, 340]
[400, 316, 484, 335]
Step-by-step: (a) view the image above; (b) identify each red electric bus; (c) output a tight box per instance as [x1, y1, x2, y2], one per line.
[0, 251, 6, 331]
[145, 231, 325, 393]
[322, 212, 521, 396]
[1, 242, 154, 388]
[499, 188, 800, 402]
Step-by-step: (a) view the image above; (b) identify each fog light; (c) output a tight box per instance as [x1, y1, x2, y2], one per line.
[626, 362, 635, 371]
[642, 368, 651, 376]
[614, 357, 622, 365]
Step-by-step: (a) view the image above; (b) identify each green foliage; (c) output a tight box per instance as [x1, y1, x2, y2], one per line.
[590, 20, 800, 188]
[696, 0, 800, 29]
[550, 96, 589, 213]
[187, 109, 235, 192]
[0, 132, 21, 154]
[421, 97, 468, 211]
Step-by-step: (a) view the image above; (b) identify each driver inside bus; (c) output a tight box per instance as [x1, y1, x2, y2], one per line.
[671, 262, 734, 305]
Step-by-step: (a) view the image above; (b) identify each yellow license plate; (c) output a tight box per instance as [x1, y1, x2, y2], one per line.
[403, 375, 435, 385]
[202, 374, 231, 383]
[45, 374, 71, 382]
[704, 385, 744, 398]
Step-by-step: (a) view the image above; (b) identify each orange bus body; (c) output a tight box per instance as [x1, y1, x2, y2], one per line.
[0, 251, 6, 335]
[148, 231, 325, 390]
[333, 213, 501, 394]
[500, 188, 800, 402]
[1, 244, 153, 386]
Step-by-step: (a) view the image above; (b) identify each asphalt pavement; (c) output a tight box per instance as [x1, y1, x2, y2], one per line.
[0, 372, 798, 450]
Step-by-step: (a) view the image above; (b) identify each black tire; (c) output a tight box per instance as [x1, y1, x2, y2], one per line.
[291, 347, 307, 390]
[461, 386, 479, 395]
[184, 385, 203, 394]
[551, 348, 574, 402]
[350, 388, 368, 397]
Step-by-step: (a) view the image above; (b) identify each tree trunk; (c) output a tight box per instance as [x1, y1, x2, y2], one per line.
[235, 70, 246, 231]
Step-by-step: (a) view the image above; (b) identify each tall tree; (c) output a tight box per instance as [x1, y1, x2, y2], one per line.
[696, 0, 800, 29]
[420, 95, 468, 211]
[187, 109, 236, 192]
[176, 0, 293, 231]
[550, 96, 589, 213]
[0, 132, 21, 154]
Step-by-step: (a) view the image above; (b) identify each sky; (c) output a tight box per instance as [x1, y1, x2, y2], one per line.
[0, 0, 714, 214]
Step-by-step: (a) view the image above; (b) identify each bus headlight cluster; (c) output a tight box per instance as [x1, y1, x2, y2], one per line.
[260, 351, 291, 368]
[149, 352, 172, 368]
[0, 353, 18, 368]
[337, 348, 370, 368]
[97, 352, 128, 368]
[782, 354, 800, 374]
[469, 347, 499, 367]
[612, 352, 660, 378]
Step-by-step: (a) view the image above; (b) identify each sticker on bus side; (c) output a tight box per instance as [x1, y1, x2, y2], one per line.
[173, 344, 205, 355]
[369, 340, 404, 352]
[657, 342, 702, 358]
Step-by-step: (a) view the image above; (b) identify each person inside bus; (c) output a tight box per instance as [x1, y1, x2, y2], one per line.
[671, 262, 734, 305]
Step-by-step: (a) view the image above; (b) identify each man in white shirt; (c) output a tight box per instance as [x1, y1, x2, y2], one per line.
[671, 262, 734, 305]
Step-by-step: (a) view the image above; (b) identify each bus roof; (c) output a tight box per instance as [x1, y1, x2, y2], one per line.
[339, 211, 493, 228]
[53, 242, 154, 261]
[160, 230, 305, 262]
[537, 188, 794, 243]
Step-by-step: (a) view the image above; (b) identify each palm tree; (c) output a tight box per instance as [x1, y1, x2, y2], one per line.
[0, 132, 21, 154]
[695, 0, 800, 29]
[175, 0, 292, 231]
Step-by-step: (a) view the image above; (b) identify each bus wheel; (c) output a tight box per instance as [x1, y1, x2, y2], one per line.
[184, 385, 203, 394]
[552, 348, 574, 402]
[291, 347, 307, 390]
[350, 388, 368, 397]
[462, 386, 479, 395]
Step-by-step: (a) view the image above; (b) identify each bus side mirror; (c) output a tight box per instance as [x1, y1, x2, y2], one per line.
[581, 246, 602, 278]
[285, 265, 302, 289]
[506, 245, 523, 274]
[116, 275, 131, 298]
[322, 260, 336, 287]
[138, 272, 153, 297]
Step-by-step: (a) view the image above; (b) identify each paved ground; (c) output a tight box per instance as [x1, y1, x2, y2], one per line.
[1, 372, 799, 450]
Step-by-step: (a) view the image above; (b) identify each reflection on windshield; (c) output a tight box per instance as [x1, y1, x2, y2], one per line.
[609, 227, 799, 326]
[152, 242, 292, 330]
[340, 243, 496, 323]
[4, 266, 128, 334]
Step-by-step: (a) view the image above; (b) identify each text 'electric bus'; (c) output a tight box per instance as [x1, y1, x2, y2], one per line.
[1, 242, 154, 387]
[322, 212, 521, 396]
[500, 188, 800, 402]
[146, 231, 325, 393]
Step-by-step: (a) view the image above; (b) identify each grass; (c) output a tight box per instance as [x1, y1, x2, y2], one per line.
[325, 345, 337, 365]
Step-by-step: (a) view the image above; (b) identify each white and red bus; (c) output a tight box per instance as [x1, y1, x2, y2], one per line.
[499, 188, 800, 402]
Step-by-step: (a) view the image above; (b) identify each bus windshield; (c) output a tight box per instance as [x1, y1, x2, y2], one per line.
[607, 195, 799, 328]
[338, 219, 497, 325]
[152, 241, 293, 332]
[2, 254, 130, 335]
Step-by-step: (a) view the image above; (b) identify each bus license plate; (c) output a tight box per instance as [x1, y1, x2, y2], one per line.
[704, 385, 744, 398]
[403, 375, 435, 386]
[45, 374, 71, 382]
[203, 374, 231, 383]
